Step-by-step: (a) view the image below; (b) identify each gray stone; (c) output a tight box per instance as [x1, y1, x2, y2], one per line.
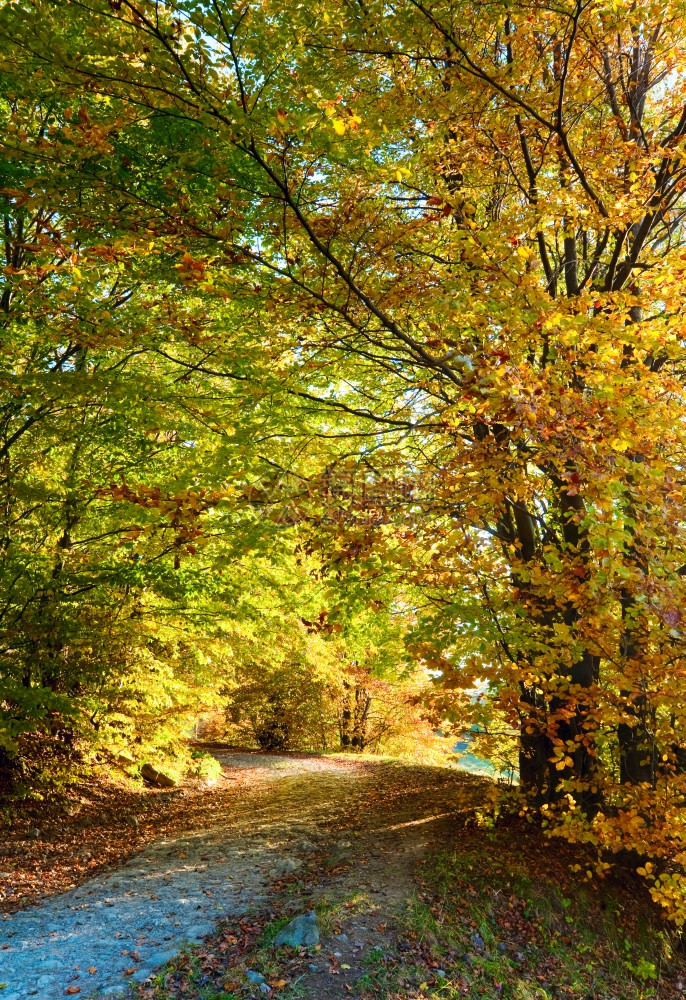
[246, 969, 267, 985]
[124, 815, 139, 829]
[259, 984, 270, 994]
[269, 858, 301, 876]
[27, 828, 40, 840]
[273, 911, 319, 949]
[297, 840, 317, 852]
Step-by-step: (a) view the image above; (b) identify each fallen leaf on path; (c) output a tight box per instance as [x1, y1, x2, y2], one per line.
[88, 967, 97, 974]
[65, 989, 81, 996]
[123, 967, 136, 976]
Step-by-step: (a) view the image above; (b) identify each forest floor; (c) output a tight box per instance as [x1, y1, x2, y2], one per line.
[0, 749, 684, 1000]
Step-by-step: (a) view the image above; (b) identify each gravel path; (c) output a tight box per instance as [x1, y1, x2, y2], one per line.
[0, 752, 362, 999]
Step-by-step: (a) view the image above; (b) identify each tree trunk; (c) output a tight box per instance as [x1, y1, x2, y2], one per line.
[339, 682, 352, 749]
[618, 595, 656, 786]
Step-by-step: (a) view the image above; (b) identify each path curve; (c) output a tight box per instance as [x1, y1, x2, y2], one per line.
[0, 753, 362, 999]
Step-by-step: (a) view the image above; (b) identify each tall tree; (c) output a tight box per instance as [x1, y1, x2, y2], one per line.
[5, 0, 686, 917]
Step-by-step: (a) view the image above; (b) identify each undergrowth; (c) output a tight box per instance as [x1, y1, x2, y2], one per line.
[354, 824, 682, 1000]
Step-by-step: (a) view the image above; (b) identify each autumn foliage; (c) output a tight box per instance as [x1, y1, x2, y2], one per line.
[3, 0, 686, 921]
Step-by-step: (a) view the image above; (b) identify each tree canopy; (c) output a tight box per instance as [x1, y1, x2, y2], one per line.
[3, 0, 686, 921]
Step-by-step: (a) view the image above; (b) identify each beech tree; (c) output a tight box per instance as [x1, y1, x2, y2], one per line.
[5, 0, 686, 918]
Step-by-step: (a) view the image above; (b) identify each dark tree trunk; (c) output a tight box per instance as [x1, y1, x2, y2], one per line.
[339, 682, 353, 749]
[0, 745, 19, 796]
[618, 714, 656, 785]
[618, 595, 656, 786]
[254, 695, 290, 750]
[339, 682, 371, 751]
[518, 683, 554, 803]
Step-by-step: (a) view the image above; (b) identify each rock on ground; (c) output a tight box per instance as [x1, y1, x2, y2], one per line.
[0, 753, 359, 999]
[273, 910, 320, 948]
[0, 752, 484, 999]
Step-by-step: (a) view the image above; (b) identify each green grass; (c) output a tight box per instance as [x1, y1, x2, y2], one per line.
[377, 825, 678, 1000]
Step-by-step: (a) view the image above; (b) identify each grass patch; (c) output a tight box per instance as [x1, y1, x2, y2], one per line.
[313, 891, 372, 935]
[369, 821, 681, 1000]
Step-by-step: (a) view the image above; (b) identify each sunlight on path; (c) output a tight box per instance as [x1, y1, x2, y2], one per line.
[0, 753, 360, 1000]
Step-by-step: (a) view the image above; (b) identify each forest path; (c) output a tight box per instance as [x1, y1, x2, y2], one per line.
[0, 751, 486, 1000]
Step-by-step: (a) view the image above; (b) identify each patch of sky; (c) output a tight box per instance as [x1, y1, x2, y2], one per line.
[452, 726, 517, 783]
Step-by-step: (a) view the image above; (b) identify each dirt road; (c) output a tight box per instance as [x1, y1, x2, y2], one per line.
[0, 751, 485, 999]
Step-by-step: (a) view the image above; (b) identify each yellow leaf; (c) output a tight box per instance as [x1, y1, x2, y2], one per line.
[332, 119, 346, 135]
